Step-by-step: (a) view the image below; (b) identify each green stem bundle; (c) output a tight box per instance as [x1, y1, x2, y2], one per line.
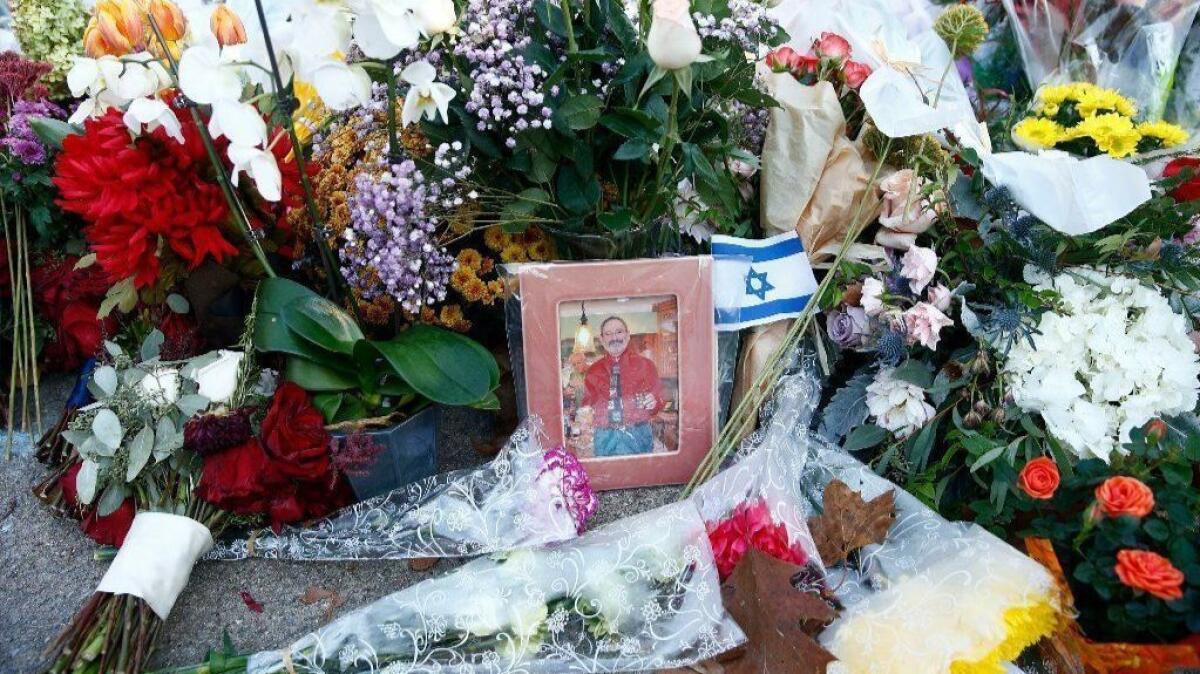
[3, 195, 42, 458]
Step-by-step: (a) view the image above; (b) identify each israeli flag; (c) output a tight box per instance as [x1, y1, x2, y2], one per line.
[712, 231, 819, 332]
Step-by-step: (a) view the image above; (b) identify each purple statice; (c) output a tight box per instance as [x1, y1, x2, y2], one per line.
[2, 99, 64, 166]
[693, 0, 780, 54]
[341, 156, 459, 313]
[454, 0, 553, 149]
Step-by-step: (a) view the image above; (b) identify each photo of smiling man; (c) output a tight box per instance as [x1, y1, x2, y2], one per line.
[558, 296, 680, 459]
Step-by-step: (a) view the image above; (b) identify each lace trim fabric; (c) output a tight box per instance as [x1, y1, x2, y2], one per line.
[244, 501, 745, 674]
[206, 418, 598, 561]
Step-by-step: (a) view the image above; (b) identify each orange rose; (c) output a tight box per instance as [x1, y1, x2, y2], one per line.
[1114, 549, 1185, 601]
[1095, 476, 1155, 518]
[1018, 456, 1060, 500]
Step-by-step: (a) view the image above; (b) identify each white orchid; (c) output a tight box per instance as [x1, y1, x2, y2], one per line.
[412, 0, 457, 36]
[349, 0, 422, 60]
[305, 59, 372, 111]
[228, 144, 283, 202]
[207, 100, 268, 148]
[177, 43, 246, 104]
[123, 98, 185, 143]
[400, 60, 455, 126]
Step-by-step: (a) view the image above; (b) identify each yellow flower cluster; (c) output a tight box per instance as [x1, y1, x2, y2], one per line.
[448, 226, 556, 308]
[1014, 82, 1188, 158]
[949, 598, 1059, 674]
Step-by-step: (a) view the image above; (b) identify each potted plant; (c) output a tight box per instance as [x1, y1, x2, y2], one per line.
[253, 277, 500, 497]
[1012, 421, 1200, 673]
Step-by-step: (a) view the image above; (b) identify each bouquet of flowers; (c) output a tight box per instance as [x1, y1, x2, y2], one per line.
[1011, 82, 1190, 157]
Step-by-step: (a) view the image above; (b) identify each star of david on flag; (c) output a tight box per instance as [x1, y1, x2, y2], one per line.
[712, 231, 819, 331]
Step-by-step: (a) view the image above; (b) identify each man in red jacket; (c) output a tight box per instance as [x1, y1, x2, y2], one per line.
[580, 316, 664, 456]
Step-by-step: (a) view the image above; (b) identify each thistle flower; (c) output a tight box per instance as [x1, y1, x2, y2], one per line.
[875, 327, 908, 366]
[933, 5, 989, 59]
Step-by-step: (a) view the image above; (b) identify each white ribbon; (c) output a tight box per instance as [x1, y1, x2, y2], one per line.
[96, 512, 214, 620]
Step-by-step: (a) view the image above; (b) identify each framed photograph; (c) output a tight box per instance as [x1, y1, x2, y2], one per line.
[518, 257, 716, 490]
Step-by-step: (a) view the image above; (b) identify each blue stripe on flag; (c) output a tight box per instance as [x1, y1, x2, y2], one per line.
[711, 236, 805, 263]
[716, 295, 812, 325]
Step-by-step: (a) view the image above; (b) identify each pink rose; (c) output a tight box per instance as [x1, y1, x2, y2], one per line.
[814, 32, 852, 60]
[903, 302, 953, 350]
[843, 60, 871, 88]
[876, 169, 943, 250]
[900, 245, 937, 293]
[861, 277, 886, 316]
[927, 284, 952, 312]
[766, 46, 799, 73]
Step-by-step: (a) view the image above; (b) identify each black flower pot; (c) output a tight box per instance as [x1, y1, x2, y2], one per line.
[331, 406, 440, 501]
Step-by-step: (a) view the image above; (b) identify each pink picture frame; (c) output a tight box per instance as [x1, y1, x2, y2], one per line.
[519, 257, 716, 490]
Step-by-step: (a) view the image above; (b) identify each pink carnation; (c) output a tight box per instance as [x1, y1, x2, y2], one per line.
[903, 302, 953, 350]
[900, 245, 938, 293]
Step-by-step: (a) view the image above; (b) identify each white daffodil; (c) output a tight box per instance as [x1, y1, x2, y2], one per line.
[349, 0, 421, 60]
[228, 144, 282, 202]
[178, 43, 245, 105]
[400, 60, 454, 126]
[305, 58, 372, 111]
[208, 100, 268, 148]
[123, 98, 185, 143]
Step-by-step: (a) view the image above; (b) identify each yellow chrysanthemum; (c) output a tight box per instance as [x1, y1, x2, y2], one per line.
[500, 243, 528, 263]
[461, 277, 489, 303]
[1137, 120, 1190, 149]
[1033, 102, 1060, 118]
[439, 304, 470, 331]
[1036, 84, 1075, 107]
[1012, 117, 1064, 150]
[483, 226, 511, 252]
[1066, 81, 1100, 100]
[457, 248, 484, 272]
[1075, 87, 1137, 118]
[1073, 113, 1141, 158]
[450, 266, 477, 292]
[527, 239, 553, 261]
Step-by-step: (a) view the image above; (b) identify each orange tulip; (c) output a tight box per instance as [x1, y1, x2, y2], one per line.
[94, 0, 146, 55]
[83, 18, 117, 58]
[210, 4, 248, 47]
[149, 0, 188, 42]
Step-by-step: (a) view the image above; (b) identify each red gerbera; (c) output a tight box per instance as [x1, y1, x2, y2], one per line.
[54, 107, 237, 288]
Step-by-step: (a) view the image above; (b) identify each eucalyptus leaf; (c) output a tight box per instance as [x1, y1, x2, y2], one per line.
[93, 366, 118, 397]
[61, 429, 92, 448]
[76, 460, 99, 505]
[166, 293, 191, 314]
[155, 417, 177, 450]
[92, 409, 124, 450]
[81, 435, 114, 459]
[141, 329, 166, 362]
[127, 426, 154, 482]
[176, 394, 210, 417]
[122, 368, 148, 387]
[96, 484, 127, 517]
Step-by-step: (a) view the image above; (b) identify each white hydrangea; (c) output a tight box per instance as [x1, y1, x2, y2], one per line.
[866, 368, 936, 438]
[1004, 268, 1200, 462]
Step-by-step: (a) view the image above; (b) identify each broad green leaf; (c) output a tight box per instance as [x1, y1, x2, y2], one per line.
[600, 108, 661, 140]
[283, 295, 364, 356]
[312, 393, 345, 423]
[76, 460, 99, 505]
[253, 277, 322, 358]
[843, 424, 887, 452]
[285, 357, 359, 392]
[29, 116, 81, 149]
[613, 139, 651, 161]
[374, 325, 498, 406]
[92, 409, 123, 449]
[471, 392, 501, 410]
[970, 445, 1006, 472]
[127, 426, 154, 482]
[892, 359, 935, 389]
[598, 208, 633, 232]
[907, 417, 940, 471]
[556, 166, 601, 214]
[556, 94, 604, 131]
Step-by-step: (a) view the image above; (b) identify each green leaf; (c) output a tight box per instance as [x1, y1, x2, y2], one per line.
[556, 165, 601, 214]
[96, 484, 127, 517]
[907, 417, 940, 471]
[613, 138, 651, 161]
[600, 109, 661, 140]
[92, 409, 123, 450]
[556, 94, 604, 131]
[844, 424, 887, 452]
[28, 116, 81, 149]
[282, 295, 364, 356]
[254, 278, 322, 358]
[76, 460, 99, 505]
[598, 208, 633, 232]
[285, 357, 359, 392]
[176, 394, 210, 417]
[891, 360, 935, 389]
[472, 392, 501, 410]
[501, 187, 549, 226]
[93, 366, 118, 398]
[970, 444, 1007, 472]
[126, 426, 154, 482]
[166, 293, 191, 314]
[373, 325, 498, 406]
[140, 329, 165, 362]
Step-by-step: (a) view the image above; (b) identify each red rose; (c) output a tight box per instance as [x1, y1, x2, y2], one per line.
[1144, 418, 1168, 444]
[60, 462, 136, 546]
[843, 60, 872, 89]
[766, 46, 799, 73]
[261, 382, 333, 482]
[814, 32, 852, 60]
[1115, 549, 1185, 601]
[61, 300, 105, 357]
[1163, 157, 1200, 202]
[195, 438, 286, 515]
[1018, 456, 1060, 500]
[1095, 476, 1155, 519]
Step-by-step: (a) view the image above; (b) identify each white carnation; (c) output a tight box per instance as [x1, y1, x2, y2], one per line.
[1004, 269, 1200, 462]
[866, 368, 935, 438]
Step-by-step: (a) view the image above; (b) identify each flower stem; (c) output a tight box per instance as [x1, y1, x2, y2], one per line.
[249, 0, 346, 304]
[385, 60, 402, 165]
[560, 0, 578, 53]
[145, 14, 276, 280]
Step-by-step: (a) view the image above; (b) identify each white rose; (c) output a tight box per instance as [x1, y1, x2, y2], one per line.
[192, 350, 245, 405]
[647, 0, 702, 71]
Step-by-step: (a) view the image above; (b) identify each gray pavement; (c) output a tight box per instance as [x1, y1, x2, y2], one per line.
[0, 376, 679, 672]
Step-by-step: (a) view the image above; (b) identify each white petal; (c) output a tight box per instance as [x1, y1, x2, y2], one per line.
[308, 60, 371, 111]
[67, 58, 99, 99]
[368, 0, 421, 52]
[209, 100, 268, 148]
[228, 144, 282, 202]
[401, 92, 425, 126]
[431, 82, 455, 124]
[178, 45, 243, 105]
[69, 98, 99, 125]
[123, 98, 184, 144]
[352, 7, 406, 60]
[401, 60, 436, 87]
